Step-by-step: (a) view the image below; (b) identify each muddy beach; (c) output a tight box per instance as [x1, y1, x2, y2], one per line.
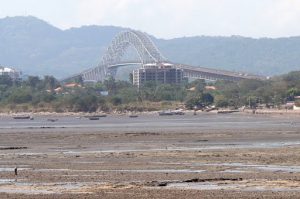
[0, 112, 300, 198]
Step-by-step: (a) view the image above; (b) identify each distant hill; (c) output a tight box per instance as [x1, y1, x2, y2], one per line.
[0, 16, 125, 78]
[156, 36, 300, 76]
[0, 16, 300, 79]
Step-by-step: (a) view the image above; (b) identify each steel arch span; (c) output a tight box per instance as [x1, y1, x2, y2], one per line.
[82, 30, 167, 82]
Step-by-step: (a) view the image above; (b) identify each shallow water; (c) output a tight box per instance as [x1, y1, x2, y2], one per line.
[0, 181, 104, 194]
[166, 181, 300, 192]
[0, 179, 15, 184]
[167, 182, 237, 190]
[198, 163, 300, 173]
[0, 167, 29, 172]
[60, 141, 300, 154]
[32, 168, 206, 174]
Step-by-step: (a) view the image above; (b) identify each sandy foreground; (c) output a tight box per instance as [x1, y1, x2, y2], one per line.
[0, 113, 300, 198]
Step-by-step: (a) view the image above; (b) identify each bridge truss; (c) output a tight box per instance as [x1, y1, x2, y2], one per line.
[81, 30, 167, 82]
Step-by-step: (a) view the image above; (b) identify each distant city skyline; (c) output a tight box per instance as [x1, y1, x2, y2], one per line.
[1, 0, 300, 39]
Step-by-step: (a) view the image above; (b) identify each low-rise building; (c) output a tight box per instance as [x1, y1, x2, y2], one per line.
[133, 63, 183, 87]
[0, 66, 21, 80]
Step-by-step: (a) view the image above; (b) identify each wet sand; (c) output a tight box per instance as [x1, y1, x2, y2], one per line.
[1, 113, 300, 198]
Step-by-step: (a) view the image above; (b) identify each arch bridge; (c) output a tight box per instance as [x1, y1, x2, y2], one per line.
[61, 30, 265, 83]
[79, 30, 166, 82]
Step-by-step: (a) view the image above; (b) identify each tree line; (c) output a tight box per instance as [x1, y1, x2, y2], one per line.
[0, 71, 299, 112]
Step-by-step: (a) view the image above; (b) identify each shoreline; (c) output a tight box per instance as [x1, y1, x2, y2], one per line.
[243, 109, 300, 115]
[1, 109, 300, 117]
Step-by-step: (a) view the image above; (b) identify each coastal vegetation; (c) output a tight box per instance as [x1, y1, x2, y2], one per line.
[0, 71, 300, 113]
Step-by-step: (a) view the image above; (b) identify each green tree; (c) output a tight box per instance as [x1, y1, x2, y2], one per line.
[111, 96, 122, 106]
[0, 75, 13, 87]
[8, 88, 32, 104]
[283, 71, 300, 88]
[188, 79, 206, 93]
[201, 93, 214, 106]
[44, 76, 59, 91]
[117, 87, 138, 103]
[26, 76, 41, 90]
[104, 77, 117, 95]
[74, 76, 84, 85]
[139, 81, 157, 101]
[185, 94, 203, 109]
[155, 84, 176, 101]
[185, 92, 214, 109]
[287, 88, 300, 100]
[214, 95, 229, 107]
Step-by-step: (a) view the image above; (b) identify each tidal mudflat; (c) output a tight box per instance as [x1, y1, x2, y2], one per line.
[1, 112, 300, 198]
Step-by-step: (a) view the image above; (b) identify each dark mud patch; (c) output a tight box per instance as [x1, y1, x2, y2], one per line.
[145, 177, 243, 187]
[125, 132, 160, 136]
[195, 140, 209, 142]
[0, 147, 28, 150]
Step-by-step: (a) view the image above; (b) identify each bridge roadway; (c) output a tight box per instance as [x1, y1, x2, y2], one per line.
[179, 64, 266, 81]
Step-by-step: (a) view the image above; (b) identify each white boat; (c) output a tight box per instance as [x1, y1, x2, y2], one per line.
[158, 110, 174, 116]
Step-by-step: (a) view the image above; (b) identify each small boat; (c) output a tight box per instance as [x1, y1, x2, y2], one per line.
[129, 114, 139, 118]
[47, 118, 58, 122]
[13, 116, 31, 119]
[94, 114, 107, 118]
[217, 110, 239, 114]
[88, 116, 100, 120]
[84, 114, 107, 118]
[158, 110, 174, 116]
[204, 107, 218, 112]
[171, 110, 185, 115]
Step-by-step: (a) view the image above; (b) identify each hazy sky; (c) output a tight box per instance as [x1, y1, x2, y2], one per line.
[1, 0, 300, 39]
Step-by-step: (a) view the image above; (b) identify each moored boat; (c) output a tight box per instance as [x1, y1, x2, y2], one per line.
[171, 110, 185, 115]
[217, 110, 239, 114]
[88, 116, 100, 120]
[158, 110, 174, 116]
[158, 109, 185, 116]
[47, 118, 58, 122]
[93, 114, 107, 118]
[13, 116, 31, 119]
[84, 114, 107, 118]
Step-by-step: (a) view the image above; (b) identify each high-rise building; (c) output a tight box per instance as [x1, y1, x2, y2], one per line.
[133, 63, 183, 87]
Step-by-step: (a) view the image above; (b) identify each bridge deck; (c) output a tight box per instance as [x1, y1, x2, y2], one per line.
[179, 64, 266, 80]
